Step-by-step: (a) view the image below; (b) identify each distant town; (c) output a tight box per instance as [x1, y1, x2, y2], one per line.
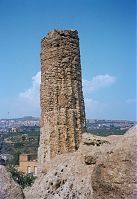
[0, 116, 136, 177]
[0, 116, 136, 133]
[86, 119, 136, 131]
[0, 116, 40, 133]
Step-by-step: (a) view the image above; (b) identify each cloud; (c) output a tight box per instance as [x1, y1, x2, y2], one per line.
[19, 73, 115, 102]
[0, 71, 42, 117]
[82, 74, 116, 119]
[19, 71, 41, 100]
[84, 98, 107, 119]
[16, 72, 116, 118]
[16, 71, 41, 116]
[82, 74, 116, 94]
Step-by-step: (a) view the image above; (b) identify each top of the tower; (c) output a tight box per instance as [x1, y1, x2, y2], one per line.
[41, 29, 78, 43]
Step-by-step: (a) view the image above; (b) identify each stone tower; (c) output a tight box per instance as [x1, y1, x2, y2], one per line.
[38, 30, 86, 164]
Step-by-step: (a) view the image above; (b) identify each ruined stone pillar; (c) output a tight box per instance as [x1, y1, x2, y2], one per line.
[38, 30, 86, 164]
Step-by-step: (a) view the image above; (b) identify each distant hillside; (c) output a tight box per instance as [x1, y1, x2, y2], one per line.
[1, 116, 40, 121]
[13, 116, 40, 121]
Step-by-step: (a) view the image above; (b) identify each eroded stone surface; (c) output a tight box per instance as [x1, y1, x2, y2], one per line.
[25, 126, 137, 199]
[38, 30, 86, 165]
[0, 166, 24, 199]
[91, 125, 137, 199]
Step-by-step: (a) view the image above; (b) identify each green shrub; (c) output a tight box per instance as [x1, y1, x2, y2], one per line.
[8, 166, 36, 189]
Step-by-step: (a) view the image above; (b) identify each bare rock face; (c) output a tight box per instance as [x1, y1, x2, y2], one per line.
[91, 125, 137, 199]
[0, 166, 24, 199]
[25, 125, 137, 199]
[25, 152, 93, 199]
[38, 29, 86, 165]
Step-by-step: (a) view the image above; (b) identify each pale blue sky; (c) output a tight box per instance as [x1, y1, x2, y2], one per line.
[0, 0, 136, 120]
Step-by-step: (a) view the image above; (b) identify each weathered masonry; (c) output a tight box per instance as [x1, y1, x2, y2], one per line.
[38, 30, 86, 164]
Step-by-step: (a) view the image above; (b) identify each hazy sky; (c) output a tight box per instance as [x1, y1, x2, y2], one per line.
[0, 0, 136, 120]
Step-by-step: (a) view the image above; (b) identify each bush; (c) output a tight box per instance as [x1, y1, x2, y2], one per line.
[8, 166, 36, 189]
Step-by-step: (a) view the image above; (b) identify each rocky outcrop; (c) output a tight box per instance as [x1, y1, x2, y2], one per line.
[91, 125, 137, 199]
[38, 29, 86, 165]
[0, 166, 24, 199]
[24, 125, 137, 199]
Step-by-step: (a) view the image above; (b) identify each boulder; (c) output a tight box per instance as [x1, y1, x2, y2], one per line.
[92, 125, 137, 199]
[0, 165, 24, 199]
